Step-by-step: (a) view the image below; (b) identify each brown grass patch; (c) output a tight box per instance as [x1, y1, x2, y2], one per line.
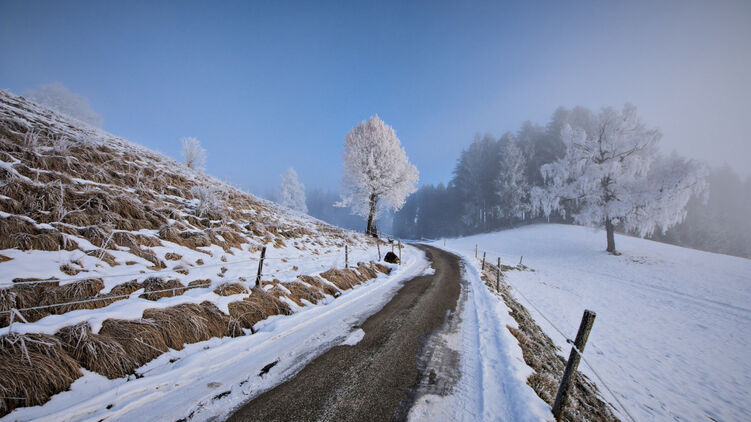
[98, 318, 170, 368]
[165, 252, 182, 261]
[0, 254, 12, 263]
[139, 277, 185, 301]
[298, 275, 339, 297]
[142, 302, 232, 350]
[55, 322, 138, 379]
[38, 278, 105, 314]
[276, 281, 325, 306]
[213, 282, 248, 296]
[0, 333, 81, 417]
[188, 279, 211, 289]
[227, 288, 291, 333]
[319, 268, 362, 290]
[0, 215, 77, 251]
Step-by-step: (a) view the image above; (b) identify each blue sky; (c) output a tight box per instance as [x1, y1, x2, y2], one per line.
[1, 0, 749, 193]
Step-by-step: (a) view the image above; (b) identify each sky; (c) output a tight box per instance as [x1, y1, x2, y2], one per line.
[1, 0, 750, 193]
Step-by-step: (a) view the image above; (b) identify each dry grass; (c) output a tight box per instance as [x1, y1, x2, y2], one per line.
[142, 302, 232, 350]
[274, 281, 325, 306]
[39, 278, 105, 314]
[188, 279, 211, 289]
[213, 282, 248, 296]
[55, 322, 138, 379]
[481, 267, 619, 422]
[139, 277, 186, 301]
[227, 287, 291, 333]
[98, 318, 170, 368]
[0, 333, 81, 417]
[319, 268, 362, 290]
[298, 275, 339, 297]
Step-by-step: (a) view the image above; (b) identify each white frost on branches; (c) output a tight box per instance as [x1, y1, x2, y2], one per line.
[279, 168, 307, 213]
[190, 186, 224, 219]
[531, 104, 707, 249]
[499, 138, 530, 220]
[25, 82, 103, 127]
[338, 115, 418, 225]
[181, 137, 206, 170]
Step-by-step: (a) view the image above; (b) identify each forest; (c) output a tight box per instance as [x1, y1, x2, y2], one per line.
[392, 106, 751, 259]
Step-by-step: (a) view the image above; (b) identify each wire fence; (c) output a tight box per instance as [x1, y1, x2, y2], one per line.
[473, 248, 638, 422]
[0, 238, 394, 319]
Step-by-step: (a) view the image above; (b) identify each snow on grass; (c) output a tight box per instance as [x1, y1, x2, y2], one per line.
[2, 248, 428, 422]
[434, 224, 751, 421]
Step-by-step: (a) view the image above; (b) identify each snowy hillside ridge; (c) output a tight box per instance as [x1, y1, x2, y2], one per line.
[0, 89, 393, 416]
[435, 224, 751, 422]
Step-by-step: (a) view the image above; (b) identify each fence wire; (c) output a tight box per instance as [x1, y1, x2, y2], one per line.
[478, 252, 638, 422]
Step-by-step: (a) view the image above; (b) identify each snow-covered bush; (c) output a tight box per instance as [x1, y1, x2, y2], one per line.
[191, 186, 224, 219]
[181, 137, 206, 170]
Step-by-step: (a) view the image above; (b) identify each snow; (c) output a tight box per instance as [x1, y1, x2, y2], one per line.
[433, 224, 751, 421]
[2, 248, 429, 422]
[341, 328, 365, 346]
[409, 257, 551, 421]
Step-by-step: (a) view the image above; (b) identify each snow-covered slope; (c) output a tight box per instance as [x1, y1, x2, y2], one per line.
[0, 89, 409, 418]
[434, 224, 751, 421]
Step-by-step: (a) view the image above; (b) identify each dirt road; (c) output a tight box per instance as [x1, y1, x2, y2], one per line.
[227, 245, 462, 422]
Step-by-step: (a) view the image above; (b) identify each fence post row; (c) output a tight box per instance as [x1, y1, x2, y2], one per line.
[255, 246, 266, 287]
[552, 309, 597, 421]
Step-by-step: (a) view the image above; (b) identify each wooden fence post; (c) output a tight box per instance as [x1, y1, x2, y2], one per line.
[552, 309, 597, 420]
[398, 239, 402, 262]
[345, 244, 349, 269]
[377, 241, 381, 261]
[496, 257, 501, 291]
[255, 246, 266, 287]
[475, 244, 478, 258]
[482, 252, 486, 270]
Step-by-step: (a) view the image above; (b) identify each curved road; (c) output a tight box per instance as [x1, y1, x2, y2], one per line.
[228, 245, 462, 422]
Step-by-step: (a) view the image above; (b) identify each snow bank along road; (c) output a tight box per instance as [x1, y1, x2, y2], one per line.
[228, 245, 462, 421]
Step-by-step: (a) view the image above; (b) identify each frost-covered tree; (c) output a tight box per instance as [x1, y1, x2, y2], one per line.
[498, 134, 530, 221]
[531, 104, 707, 254]
[25, 82, 103, 127]
[338, 115, 419, 237]
[279, 168, 307, 213]
[181, 137, 206, 170]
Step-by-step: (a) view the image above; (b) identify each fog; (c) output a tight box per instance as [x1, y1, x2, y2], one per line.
[1, 1, 749, 239]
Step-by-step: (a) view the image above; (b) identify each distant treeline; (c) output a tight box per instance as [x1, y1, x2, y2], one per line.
[393, 108, 751, 259]
[393, 108, 573, 239]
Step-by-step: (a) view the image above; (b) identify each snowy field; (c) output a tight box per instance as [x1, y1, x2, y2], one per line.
[434, 224, 751, 421]
[3, 247, 428, 421]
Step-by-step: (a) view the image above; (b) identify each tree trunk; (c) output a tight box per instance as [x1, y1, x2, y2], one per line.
[605, 218, 616, 253]
[366, 193, 378, 237]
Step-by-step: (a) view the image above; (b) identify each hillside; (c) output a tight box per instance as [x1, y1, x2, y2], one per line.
[435, 224, 751, 422]
[0, 89, 398, 418]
